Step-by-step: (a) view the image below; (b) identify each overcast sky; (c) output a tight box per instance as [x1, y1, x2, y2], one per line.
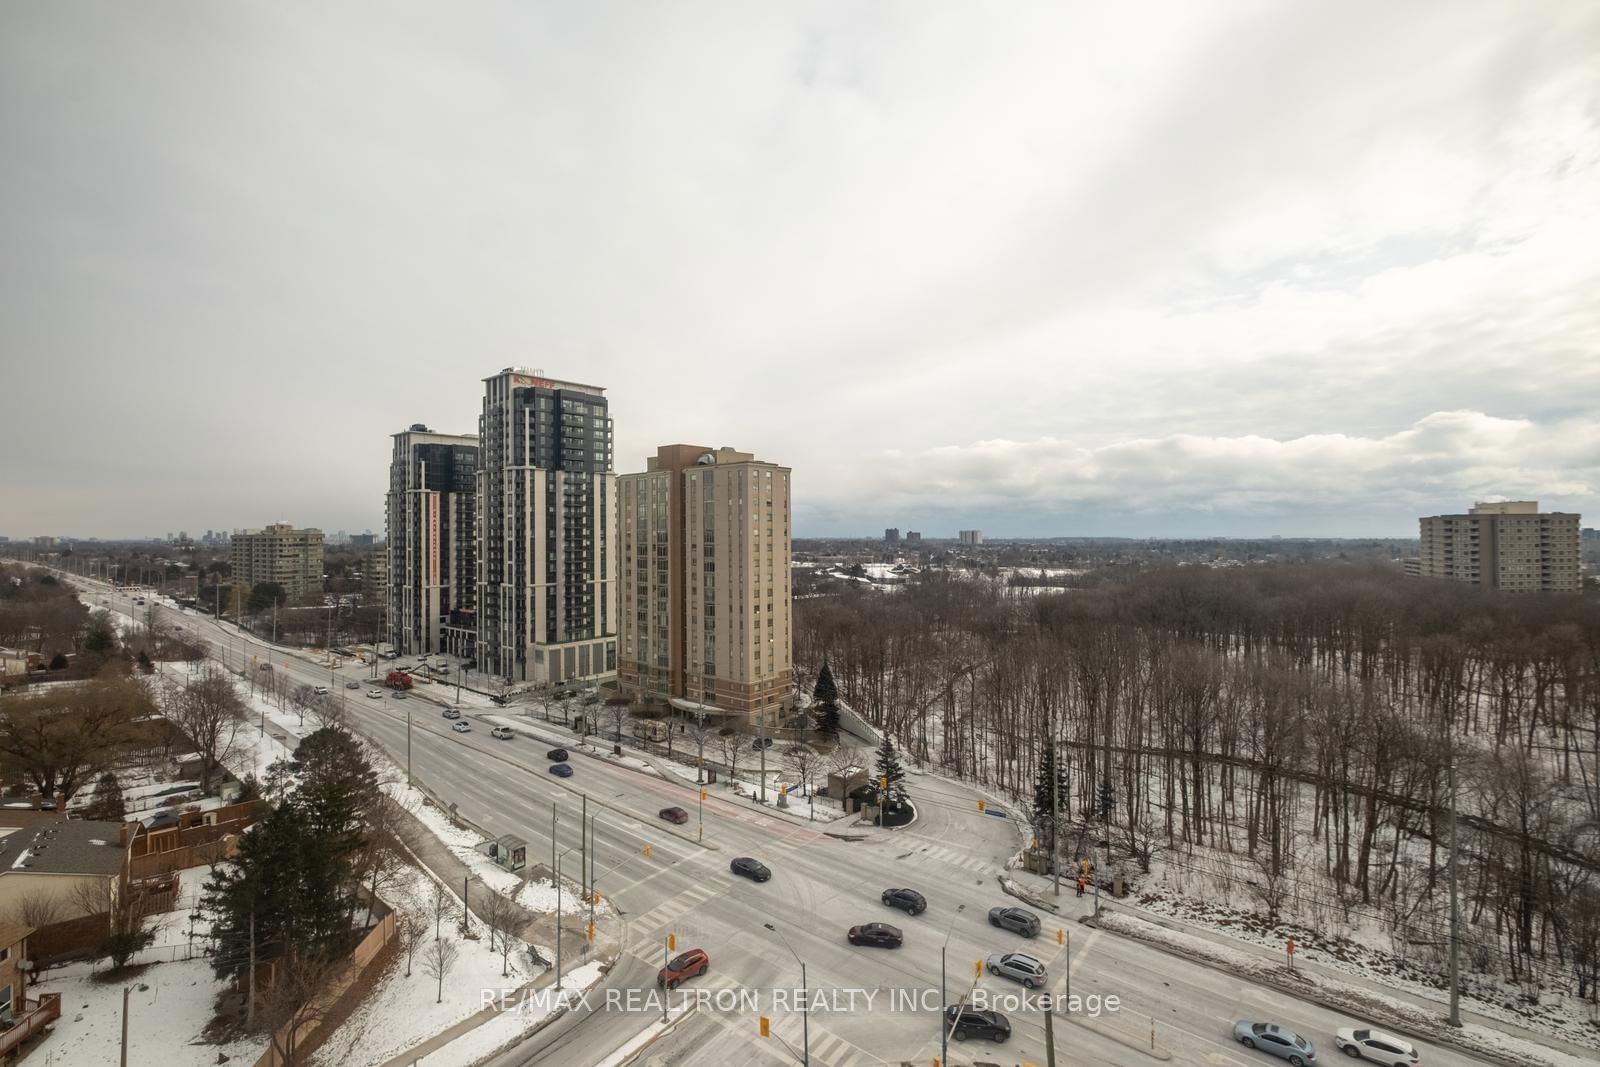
[3, 2, 1597, 540]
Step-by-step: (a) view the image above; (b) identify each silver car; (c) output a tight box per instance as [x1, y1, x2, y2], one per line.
[986, 906, 1040, 938]
[1234, 1021, 1316, 1066]
[985, 951, 1046, 988]
[1333, 1027, 1417, 1066]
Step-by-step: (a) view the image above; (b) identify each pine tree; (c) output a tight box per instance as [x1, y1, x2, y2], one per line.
[873, 733, 908, 806]
[292, 727, 379, 861]
[135, 649, 154, 674]
[813, 663, 838, 706]
[813, 702, 841, 741]
[1031, 745, 1070, 852]
[83, 771, 126, 820]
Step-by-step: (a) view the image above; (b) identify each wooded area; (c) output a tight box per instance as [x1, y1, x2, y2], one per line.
[797, 564, 1600, 999]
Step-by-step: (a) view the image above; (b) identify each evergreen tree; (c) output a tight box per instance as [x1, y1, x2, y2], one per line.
[813, 701, 841, 741]
[292, 727, 379, 860]
[873, 733, 908, 806]
[83, 771, 126, 820]
[1031, 745, 1070, 852]
[136, 649, 154, 674]
[813, 663, 838, 706]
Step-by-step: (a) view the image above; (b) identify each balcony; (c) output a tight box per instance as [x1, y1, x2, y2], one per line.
[0, 993, 62, 1059]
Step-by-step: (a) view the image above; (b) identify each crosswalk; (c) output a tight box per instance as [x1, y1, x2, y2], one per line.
[626, 881, 722, 941]
[688, 970, 877, 1067]
[906, 842, 1000, 878]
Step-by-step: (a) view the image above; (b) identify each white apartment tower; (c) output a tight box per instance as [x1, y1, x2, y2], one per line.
[477, 369, 617, 684]
[386, 425, 478, 658]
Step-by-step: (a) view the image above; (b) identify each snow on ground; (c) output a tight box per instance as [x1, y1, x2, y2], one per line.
[420, 961, 610, 1066]
[312, 860, 547, 1067]
[1095, 910, 1596, 1067]
[515, 875, 605, 916]
[32, 866, 264, 1067]
[591, 1001, 693, 1067]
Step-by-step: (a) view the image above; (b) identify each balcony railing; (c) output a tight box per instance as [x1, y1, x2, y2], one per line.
[0, 993, 62, 1058]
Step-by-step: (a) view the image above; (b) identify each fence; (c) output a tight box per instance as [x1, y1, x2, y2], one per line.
[251, 894, 397, 1067]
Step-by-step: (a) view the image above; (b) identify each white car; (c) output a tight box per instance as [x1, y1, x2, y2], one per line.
[366, 689, 383, 699]
[313, 686, 329, 695]
[491, 725, 513, 740]
[1334, 1027, 1418, 1066]
[451, 721, 472, 733]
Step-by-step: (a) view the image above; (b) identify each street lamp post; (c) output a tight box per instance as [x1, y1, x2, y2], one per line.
[763, 921, 808, 1066]
[554, 846, 577, 991]
[941, 903, 966, 1067]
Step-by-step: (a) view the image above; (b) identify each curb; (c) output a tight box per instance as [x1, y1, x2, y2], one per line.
[1084, 910, 1558, 1067]
[1063, 1008, 1173, 1061]
[609, 1004, 700, 1067]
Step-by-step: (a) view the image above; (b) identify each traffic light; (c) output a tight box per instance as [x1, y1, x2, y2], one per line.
[880, 776, 888, 790]
[977, 799, 986, 813]
[759, 1016, 770, 1037]
[586, 922, 595, 942]
[644, 843, 653, 858]
[974, 959, 982, 978]
[667, 933, 676, 951]
[1055, 928, 1064, 945]
[699, 789, 708, 801]
[780, 784, 788, 797]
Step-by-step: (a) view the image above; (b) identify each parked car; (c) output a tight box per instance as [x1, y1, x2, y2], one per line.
[140, 811, 181, 832]
[1233, 1021, 1317, 1066]
[987, 907, 1041, 938]
[548, 763, 574, 778]
[546, 748, 569, 761]
[847, 922, 903, 948]
[345, 681, 362, 689]
[659, 806, 689, 824]
[451, 721, 471, 733]
[985, 952, 1046, 988]
[490, 726, 513, 740]
[730, 857, 771, 882]
[554, 688, 577, 699]
[1333, 1028, 1416, 1066]
[881, 887, 927, 915]
[944, 1005, 1010, 1043]
[657, 948, 709, 989]
[751, 737, 774, 750]
[366, 689, 383, 699]
[442, 708, 461, 719]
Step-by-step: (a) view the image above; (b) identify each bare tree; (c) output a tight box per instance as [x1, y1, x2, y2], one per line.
[260, 950, 346, 1065]
[0, 674, 147, 806]
[429, 877, 453, 941]
[172, 666, 246, 794]
[783, 744, 825, 802]
[289, 684, 318, 727]
[716, 730, 742, 787]
[480, 890, 524, 978]
[398, 911, 428, 978]
[10, 889, 69, 932]
[421, 937, 459, 1004]
[71, 876, 156, 972]
[310, 694, 348, 732]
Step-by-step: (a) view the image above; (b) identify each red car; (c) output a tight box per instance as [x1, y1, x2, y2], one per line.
[658, 806, 689, 825]
[657, 948, 709, 988]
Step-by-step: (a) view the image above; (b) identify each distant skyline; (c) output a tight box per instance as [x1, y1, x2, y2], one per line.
[3, 3, 1597, 539]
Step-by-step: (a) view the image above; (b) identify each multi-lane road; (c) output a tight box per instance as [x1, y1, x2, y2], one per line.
[73, 576, 1504, 1067]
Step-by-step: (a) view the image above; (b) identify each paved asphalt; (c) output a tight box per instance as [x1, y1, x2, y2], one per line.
[79, 579, 1501, 1067]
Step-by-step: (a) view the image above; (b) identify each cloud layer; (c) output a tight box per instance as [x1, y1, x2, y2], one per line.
[1, 2, 1597, 537]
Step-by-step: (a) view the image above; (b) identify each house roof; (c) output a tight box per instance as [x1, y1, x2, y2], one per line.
[0, 818, 128, 877]
[0, 921, 32, 948]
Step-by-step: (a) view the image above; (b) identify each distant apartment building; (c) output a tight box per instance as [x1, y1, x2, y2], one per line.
[884, 527, 900, 544]
[958, 529, 984, 546]
[617, 445, 793, 723]
[1417, 501, 1581, 592]
[477, 369, 616, 685]
[386, 425, 478, 658]
[350, 532, 378, 548]
[229, 523, 324, 600]
[905, 531, 922, 544]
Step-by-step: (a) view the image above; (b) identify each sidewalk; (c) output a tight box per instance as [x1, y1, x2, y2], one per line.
[1003, 864, 1598, 1063]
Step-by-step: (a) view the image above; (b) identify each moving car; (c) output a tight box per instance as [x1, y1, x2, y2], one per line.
[345, 681, 362, 689]
[730, 857, 771, 882]
[442, 708, 461, 719]
[657, 948, 709, 989]
[987, 906, 1041, 938]
[366, 689, 383, 699]
[546, 748, 569, 762]
[490, 726, 513, 740]
[659, 807, 689, 824]
[881, 887, 927, 915]
[313, 686, 329, 695]
[548, 763, 573, 778]
[1234, 1021, 1317, 1065]
[1334, 1028, 1417, 1066]
[985, 952, 1046, 988]
[392, 691, 407, 700]
[451, 721, 471, 733]
[944, 1005, 1010, 1043]
[847, 922, 903, 948]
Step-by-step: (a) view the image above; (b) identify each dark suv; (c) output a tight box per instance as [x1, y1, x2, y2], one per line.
[945, 1005, 1011, 1042]
[731, 857, 771, 882]
[881, 887, 926, 915]
[546, 748, 569, 761]
[987, 906, 1040, 937]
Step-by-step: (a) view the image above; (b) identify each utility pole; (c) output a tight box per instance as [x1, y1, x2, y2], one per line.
[247, 904, 257, 1028]
[406, 709, 413, 786]
[1447, 742, 1462, 1027]
[1050, 707, 1061, 898]
[120, 984, 131, 1067]
[581, 795, 588, 901]
[1045, 1005, 1057, 1067]
[551, 804, 558, 887]
[759, 717, 768, 803]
